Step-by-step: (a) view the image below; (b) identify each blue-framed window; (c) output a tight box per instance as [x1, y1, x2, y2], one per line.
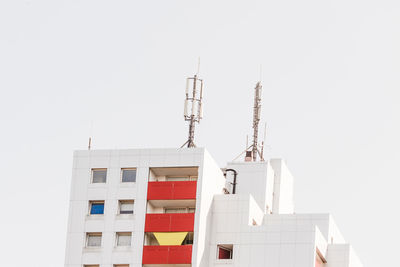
[90, 202, 105, 215]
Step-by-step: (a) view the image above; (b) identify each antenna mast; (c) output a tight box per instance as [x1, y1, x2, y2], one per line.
[231, 81, 266, 162]
[251, 81, 262, 161]
[181, 74, 204, 148]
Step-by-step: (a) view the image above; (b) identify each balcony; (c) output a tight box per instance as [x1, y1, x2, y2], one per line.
[142, 245, 192, 264]
[147, 181, 197, 200]
[145, 213, 195, 232]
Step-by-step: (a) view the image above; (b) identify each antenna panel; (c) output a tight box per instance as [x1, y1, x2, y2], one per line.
[198, 103, 203, 119]
[184, 99, 189, 117]
[185, 78, 190, 95]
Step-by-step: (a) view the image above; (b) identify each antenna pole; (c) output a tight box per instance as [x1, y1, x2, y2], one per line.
[251, 81, 262, 161]
[188, 115, 196, 148]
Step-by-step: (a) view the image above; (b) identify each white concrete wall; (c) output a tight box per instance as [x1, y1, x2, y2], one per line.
[270, 158, 294, 214]
[209, 195, 316, 267]
[325, 244, 363, 267]
[207, 195, 362, 267]
[225, 161, 275, 213]
[65, 148, 217, 267]
[192, 149, 226, 267]
[65, 149, 149, 267]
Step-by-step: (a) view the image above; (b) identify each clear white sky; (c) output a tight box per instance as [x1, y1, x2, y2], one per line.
[0, 0, 399, 266]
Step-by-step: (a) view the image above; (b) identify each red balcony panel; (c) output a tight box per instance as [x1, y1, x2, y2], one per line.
[145, 213, 195, 232]
[147, 181, 197, 200]
[142, 245, 192, 264]
[169, 245, 192, 264]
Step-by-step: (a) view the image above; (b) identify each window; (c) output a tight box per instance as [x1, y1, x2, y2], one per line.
[121, 168, 136, 183]
[165, 208, 187, 213]
[166, 176, 197, 181]
[84, 265, 99, 267]
[116, 232, 132, 246]
[86, 233, 102, 247]
[89, 201, 105, 215]
[92, 169, 107, 183]
[114, 265, 129, 267]
[217, 244, 233, 259]
[164, 207, 195, 213]
[119, 200, 134, 214]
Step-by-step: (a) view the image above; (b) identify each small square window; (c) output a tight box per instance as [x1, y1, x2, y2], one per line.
[119, 200, 134, 214]
[92, 169, 107, 183]
[217, 244, 233, 259]
[86, 233, 102, 247]
[89, 201, 105, 215]
[121, 169, 136, 183]
[116, 232, 132, 246]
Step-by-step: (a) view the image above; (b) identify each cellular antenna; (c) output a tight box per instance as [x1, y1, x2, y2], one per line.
[232, 81, 263, 162]
[181, 73, 204, 148]
[251, 81, 262, 161]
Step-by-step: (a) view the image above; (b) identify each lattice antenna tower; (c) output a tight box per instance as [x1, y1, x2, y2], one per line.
[181, 74, 204, 148]
[251, 81, 262, 161]
[232, 81, 265, 162]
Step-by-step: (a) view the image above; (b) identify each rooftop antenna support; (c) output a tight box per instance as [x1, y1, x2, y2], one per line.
[181, 73, 204, 148]
[231, 81, 264, 162]
[251, 81, 262, 161]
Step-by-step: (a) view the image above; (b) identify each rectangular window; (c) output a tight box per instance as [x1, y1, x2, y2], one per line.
[86, 233, 102, 247]
[89, 201, 105, 215]
[116, 232, 132, 246]
[121, 168, 136, 183]
[84, 265, 100, 267]
[114, 265, 129, 267]
[164, 207, 195, 213]
[92, 169, 107, 183]
[119, 200, 134, 214]
[165, 176, 197, 181]
[164, 208, 187, 213]
[217, 245, 233, 259]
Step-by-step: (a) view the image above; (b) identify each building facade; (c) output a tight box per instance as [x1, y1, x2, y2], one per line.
[64, 148, 362, 267]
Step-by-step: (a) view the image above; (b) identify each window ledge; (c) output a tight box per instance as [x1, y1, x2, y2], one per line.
[88, 183, 107, 188]
[113, 246, 133, 252]
[119, 183, 137, 188]
[215, 259, 234, 263]
[116, 214, 135, 220]
[86, 215, 104, 220]
[83, 247, 102, 253]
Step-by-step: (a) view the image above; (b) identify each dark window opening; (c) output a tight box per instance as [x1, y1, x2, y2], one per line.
[182, 232, 194, 245]
[217, 245, 233, 259]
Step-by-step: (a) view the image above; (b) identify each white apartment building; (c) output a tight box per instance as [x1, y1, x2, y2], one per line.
[64, 147, 363, 267]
